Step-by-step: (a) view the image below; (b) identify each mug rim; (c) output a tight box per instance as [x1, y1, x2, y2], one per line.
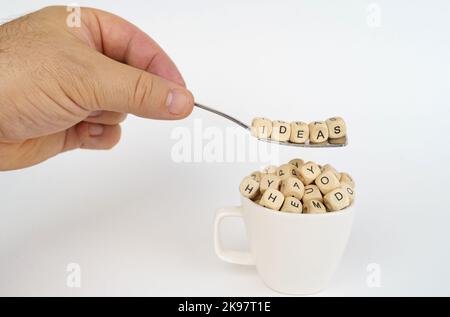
[241, 195, 355, 218]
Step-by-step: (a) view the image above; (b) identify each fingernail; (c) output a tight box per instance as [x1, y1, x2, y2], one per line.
[167, 89, 190, 115]
[89, 111, 102, 117]
[88, 124, 104, 136]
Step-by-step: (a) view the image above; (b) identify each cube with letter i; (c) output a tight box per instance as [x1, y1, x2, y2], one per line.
[251, 118, 272, 139]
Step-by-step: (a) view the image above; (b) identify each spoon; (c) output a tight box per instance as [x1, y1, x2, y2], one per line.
[194, 103, 347, 148]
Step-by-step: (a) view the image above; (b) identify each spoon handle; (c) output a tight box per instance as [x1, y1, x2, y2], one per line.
[194, 103, 250, 130]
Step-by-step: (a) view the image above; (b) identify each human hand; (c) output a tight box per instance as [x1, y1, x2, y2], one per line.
[0, 6, 194, 170]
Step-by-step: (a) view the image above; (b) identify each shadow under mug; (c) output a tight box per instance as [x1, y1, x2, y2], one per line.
[214, 196, 355, 295]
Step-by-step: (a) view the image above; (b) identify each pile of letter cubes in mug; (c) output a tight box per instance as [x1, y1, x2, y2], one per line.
[239, 159, 355, 213]
[251, 117, 346, 144]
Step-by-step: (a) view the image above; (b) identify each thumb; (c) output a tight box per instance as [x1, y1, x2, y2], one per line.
[86, 55, 194, 119]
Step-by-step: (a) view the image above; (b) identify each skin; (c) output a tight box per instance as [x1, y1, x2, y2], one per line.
[0, 6, 195, 171]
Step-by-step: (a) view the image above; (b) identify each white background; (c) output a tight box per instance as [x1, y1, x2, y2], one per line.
[1, 0, 450, 296]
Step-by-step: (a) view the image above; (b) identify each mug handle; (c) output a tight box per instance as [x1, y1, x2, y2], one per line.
[214, 206, 255, 265]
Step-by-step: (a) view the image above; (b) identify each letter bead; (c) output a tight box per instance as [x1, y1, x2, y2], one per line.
[315, 170, 341, 195]
[309, 121, 329, 143]
[271, 120, 291, 142]
[239, 176, 260, 200]
[298, 161, 321, 185]
[288, 158, 304, 169]
[280, 176, 305, 200]
[326, 117, 346, 139]
[324, 188, 350, 211]
[289, 121, 309, 143]
[251, 118, 272, 139]
[259, 174, 282, 193]
[303, 199, 327, 214]
[259, 188, 285, 211]
[340, 172, 355, 188]
[302, 184, 323, 202]
[281, 196, 303, 213]
[276, 163, 298, 180]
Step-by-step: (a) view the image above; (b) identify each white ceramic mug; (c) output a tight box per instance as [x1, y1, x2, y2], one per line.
[214, 196, 355, 295]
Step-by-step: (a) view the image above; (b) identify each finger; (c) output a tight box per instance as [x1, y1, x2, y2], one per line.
[64, 122, 122, 151]
[0, 133, 67, 170]
[84, 111, 127, 125]
[89, 54, 194, 119]
[81, 8, 185, 86]
[0, 122, 121, 170]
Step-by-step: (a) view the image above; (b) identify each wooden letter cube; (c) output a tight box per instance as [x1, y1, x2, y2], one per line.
[249, 171, 262, 182]
[298, 161, 321, 185]
[307, 161, 322, 170]
[302, 184, 323, 202]
[259, 188, 285, 211]
[340, 172, 355, 188]
[303, 199, 327, 214]
[341, 184, 355, 204]
[271, 120, 291, 142]
[262, 165, 277, 175]
[326, 117, 347, 139]
[259, 174, 281, 193]
[281, 196, 302, 213]
[276, 163, 298, 180]
[288, 158, 304, 169]
[309, 121, 329, 143]
[280, 176, 305, 200]
[315, 170, 341, 195]
[324, 188, 350, 212]
[321, 164, 341, 180]
[251, 117, 272, 139]
[239, 177, 260, 200]
[289, 121, 309, 143]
